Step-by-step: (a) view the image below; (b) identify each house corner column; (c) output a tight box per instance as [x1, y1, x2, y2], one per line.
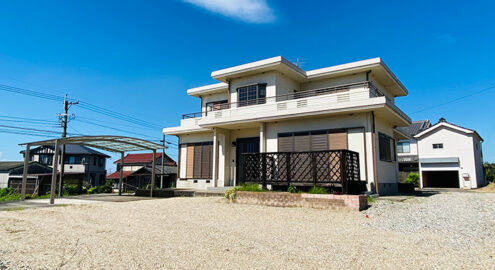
[212, 128, 218, 187]
[260, 122, 266, 153]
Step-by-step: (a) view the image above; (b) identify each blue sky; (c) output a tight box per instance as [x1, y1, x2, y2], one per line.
[0, 0, 495, 170]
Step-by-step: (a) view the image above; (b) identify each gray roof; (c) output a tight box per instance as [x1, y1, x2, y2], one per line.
[397, 120, 431, 137]
[0, 161, 24, 171]
[22, 144, 110, 158]
[0, 161, 52, 173]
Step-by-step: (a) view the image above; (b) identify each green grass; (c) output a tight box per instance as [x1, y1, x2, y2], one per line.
[6, 207, 26, 212]
[235, 184, 266, 192]
[308, 186, 328, 194]
[367, 196, 376, 203]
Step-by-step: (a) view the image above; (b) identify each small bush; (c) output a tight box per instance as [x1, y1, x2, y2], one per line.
[87, 187, 98, 194]
[287, 185, 298, 193]
[224, 188, 237, 201]
[0, 187, 14, 198]
[0, 187, 21, 201]
[405, 173, 420, 187]
[367, 196, 376, 203]
[308, 186, 327, 194]
[63, 184, 79, 195]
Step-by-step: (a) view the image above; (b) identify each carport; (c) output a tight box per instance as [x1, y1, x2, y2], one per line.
[419, 157, 460, 188]
[19, 136, 165, 204]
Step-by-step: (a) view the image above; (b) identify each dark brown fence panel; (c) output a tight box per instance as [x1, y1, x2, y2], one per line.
[242, 150, 365, 194]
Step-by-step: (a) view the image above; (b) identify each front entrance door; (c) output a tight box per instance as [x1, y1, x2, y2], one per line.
[236, 137, 260, 185]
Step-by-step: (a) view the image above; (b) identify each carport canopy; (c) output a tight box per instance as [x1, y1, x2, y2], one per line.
[19, 136, 166, 204]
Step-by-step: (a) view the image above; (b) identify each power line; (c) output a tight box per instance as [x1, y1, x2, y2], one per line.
[0, 83, 163, 130]
[0, 124, 83, 136]
[410, 84, 495, 114]
[74, 118, 161, 140]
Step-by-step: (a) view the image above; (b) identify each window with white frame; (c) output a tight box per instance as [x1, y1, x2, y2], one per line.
[397, 141, 410, 153]
[237, 84, 266, 107]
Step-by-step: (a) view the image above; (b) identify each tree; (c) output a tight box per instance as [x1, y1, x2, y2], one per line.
[484, 163, 495, 182]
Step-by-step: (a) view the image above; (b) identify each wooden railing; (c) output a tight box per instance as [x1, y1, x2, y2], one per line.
[241, 150, 366, 194]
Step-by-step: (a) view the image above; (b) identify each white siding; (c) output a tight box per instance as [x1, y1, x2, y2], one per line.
[417, 126, 481, 188]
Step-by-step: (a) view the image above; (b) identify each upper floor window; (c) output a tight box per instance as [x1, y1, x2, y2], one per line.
[379, 133, 396, 162]
[433, 143, 443, 149]
[237, 84, 266, 107]
[39, 154, 53, 165]
[65, 156, 84, 164]
[205, 100, 229, 111]
[397, 141, 410, 153]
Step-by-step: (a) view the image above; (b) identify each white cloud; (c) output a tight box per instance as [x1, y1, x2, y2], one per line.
[182, 0, 275, 23]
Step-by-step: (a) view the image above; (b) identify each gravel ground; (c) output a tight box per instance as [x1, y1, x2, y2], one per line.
[0, 193, 494, 269]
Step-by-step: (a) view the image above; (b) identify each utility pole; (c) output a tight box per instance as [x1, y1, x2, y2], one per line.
[57, 94, 78, 197]
[160, 134, 165, 189]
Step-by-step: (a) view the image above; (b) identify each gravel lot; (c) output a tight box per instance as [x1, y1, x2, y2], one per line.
[1, 192, 494, 269]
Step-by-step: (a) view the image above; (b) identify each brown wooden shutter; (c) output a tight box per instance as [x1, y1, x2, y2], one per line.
[193, 144, 202, 178]
[329, 130, 348, 150]
[278, 135, 294, 152]
[294, 134, 310, 152]
[311, 133, 328, 151]
[186, 144, 195, 178]
[201, 143, 213, 179]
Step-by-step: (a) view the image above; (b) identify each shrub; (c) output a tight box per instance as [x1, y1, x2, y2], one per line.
[0, 188, 20, 201]
[224, 187, 237, 201]
[0, 187, 14, 198]
[87, 187, 98, 194]
[224, 184, 266, 201]
[405, 173, 420, 187]
[287, 185, 298, 193]
[308, 186, 327, 194]
[63, 184, 79, 195]
[236, 184, 265, 192]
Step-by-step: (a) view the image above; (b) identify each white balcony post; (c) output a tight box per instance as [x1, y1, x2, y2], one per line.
[260, 122, 266, 153]
[212, 128, 218, 187]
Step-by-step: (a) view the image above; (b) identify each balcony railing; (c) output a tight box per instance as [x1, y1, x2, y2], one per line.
[182, 81, 384, 119]
[241, 150, 366, 194]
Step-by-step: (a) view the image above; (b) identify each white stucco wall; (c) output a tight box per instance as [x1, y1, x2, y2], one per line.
[0, 173, 9, 188]
[417, 126, 481, 188]
[374, 115, 400, 189]
[301, 73, 366, 91]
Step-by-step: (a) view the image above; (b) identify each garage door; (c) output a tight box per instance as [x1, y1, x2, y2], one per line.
[422, 171, 459, 188]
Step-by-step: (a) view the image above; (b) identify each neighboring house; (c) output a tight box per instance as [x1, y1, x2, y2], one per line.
[414, 118, 485, 189]
[396, 120, 432, 181]
[20, 144, 110, 186]
[163, 56, 412, 195]
[0, 161, 52, 194]
[107, 153, 177, 190]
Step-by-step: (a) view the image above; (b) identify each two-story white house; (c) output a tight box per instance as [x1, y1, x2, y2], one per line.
[414, 118, 485, 189]
[163, 56, 411, 195]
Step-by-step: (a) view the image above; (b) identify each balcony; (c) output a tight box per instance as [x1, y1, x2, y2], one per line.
[183, 81, 382, 119]
[167, 81, 408, 133]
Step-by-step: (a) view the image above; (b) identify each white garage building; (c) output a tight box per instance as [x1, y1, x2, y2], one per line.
[414, 119, 485, 189]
